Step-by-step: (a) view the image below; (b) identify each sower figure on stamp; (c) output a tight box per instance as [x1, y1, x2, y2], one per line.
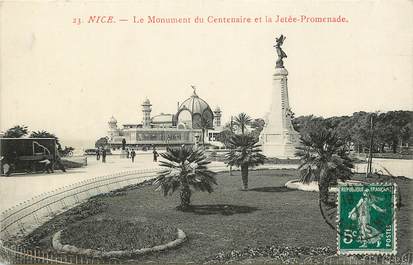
[348, 189, 386, 247]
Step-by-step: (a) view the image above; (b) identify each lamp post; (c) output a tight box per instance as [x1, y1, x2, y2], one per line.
[229, 115, 234, 176]
[366, 112, 378, 178]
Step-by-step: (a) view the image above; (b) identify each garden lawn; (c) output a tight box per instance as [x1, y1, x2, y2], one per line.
[24, 169, 412, 263]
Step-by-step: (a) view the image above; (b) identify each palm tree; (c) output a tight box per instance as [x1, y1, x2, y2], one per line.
[295, 129, 353, 203]
[199, 116, 213, 147]
[30, 130, 61, 150]
[153, 146, 217, 211]
[225, 134, 266, 190]
[4, 125, 29, 138]
[234, 113, 252, 135]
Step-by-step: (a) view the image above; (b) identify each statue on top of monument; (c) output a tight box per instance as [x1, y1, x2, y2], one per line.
[274, 34, 287, 68]
[191, 85, 198, 96]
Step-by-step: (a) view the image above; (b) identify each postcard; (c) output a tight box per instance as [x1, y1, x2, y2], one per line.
[0, 1, 412, 264]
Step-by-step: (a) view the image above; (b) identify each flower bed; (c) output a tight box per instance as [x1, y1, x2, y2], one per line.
[285, 179, 363, 192]
[58, 219, 177, 252]
[205, 245, 334, 264]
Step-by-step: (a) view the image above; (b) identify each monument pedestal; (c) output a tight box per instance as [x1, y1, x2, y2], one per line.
[260, 135, 299, 159]
[260, 67, 300, 159]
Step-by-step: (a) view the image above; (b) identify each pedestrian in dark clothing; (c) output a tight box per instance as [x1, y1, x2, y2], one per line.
[126, 149, 130, 159]
[54, 155, 66, 172]
[1, 156, 11, 176]
[39, 156, 53, 173]
[102, 149, 107, 163]
[153, 149, 158, 162]
[96, 148, 100, 160]
[130, 149, 136, 163]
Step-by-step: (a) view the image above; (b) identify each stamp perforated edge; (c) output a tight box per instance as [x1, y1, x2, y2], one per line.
[336, 182, 398, 256]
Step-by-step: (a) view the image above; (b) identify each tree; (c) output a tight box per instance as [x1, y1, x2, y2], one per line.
[95, 137, 109, 148]
[199, 116, 213, 147]
[60, 146, 75, 157]
[400, 122, 412, 147]
[4, 125, 29, 138]
[294, 111, 413, 154]
[217, 129, 235, 148]
[234, 113, 252, 135]
[294, 116, 325, 139]
[295, 128, 353, 203]
[30, 130, 62, 150]
[225, 134, 266, 190]
[153, 146, 217, 211]
[249, 118, 265, 140]
[378, 111, 412, 153]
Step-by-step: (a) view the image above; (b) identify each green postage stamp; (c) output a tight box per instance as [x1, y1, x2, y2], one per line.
[337, 183, 397, 255]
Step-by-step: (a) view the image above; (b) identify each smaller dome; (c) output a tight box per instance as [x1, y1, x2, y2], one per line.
[142, 98, 151, 106]
[108, 116, 117, 124]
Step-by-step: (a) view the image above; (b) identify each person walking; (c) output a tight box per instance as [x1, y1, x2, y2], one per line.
[54, 155, 66, 172]
[1, 156, 11, 176]
[126, 148, 130, 159]
[153, 148, 159, 162]
[130, 149, 136, 163]
[39, 156, 53, 173]
[102, 149, 107, 163]
[96, 148, 101, 160]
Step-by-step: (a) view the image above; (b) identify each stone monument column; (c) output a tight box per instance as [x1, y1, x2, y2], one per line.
[260, 35, 300, 158]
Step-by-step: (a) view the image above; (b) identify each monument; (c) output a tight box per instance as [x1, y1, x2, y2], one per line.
[259, 35, 300, 158]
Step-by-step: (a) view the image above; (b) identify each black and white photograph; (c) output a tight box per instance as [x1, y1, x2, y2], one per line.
[0, 1, 412, 264]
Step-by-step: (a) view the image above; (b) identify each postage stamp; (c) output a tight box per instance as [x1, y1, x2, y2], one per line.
[337, 183, 397, 255]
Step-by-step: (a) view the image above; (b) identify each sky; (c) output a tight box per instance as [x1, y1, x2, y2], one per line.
[1, 0, 412, 148]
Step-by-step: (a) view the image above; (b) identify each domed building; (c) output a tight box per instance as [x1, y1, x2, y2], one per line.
[107, 88, 223, 149]
[176, 90, 214, 130]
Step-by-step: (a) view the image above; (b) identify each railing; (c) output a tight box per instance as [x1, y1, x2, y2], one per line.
[0, 244, 123, 264]
[0, 167, 163, 264]
[1, 163, 408, 264]
[0, 164, 230, 264]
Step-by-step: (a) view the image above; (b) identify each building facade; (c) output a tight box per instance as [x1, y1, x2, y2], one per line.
[107, 90, 223, 149]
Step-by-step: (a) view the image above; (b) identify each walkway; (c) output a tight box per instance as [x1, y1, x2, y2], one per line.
[0, 154, 160, 213]
[3, 153, 408, 214]
[353, 158, 413, 179]
[0, 153, 301, 213]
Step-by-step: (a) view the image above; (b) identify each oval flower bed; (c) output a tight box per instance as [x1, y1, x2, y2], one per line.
[285, 179, 363, 192]
[53, 219, 186, 258]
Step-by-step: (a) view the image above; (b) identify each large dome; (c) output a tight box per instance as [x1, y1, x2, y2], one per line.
[108, 116, 117, 124]
[176, 91, 214, 129]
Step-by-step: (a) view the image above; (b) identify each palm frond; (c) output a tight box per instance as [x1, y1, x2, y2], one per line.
[154, 146, 217, 197]
[224, 134, 266, 168]
[295, 127, 354, 184]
